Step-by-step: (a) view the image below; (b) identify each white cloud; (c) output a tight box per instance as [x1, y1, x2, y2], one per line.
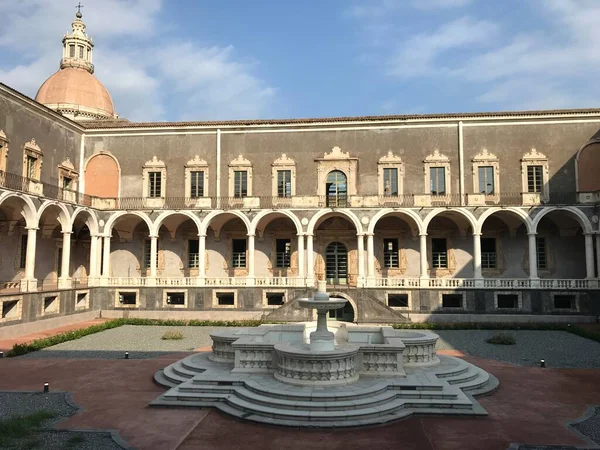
[0, 0, 277, 121]
[347, 0, 475, 18]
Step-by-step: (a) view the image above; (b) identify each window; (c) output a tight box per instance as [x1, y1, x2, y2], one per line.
[442, 294, 462, 308]
[234, 171, 248, 198]
[190, 171, 204, 198]
[217, 292, 235, 306]
[497, 294, 519, 309]
[63, 177, 72, 191]
[383, 238, 399, 268]
[119, 292, 137, 305]
[277, 170, 292, 198]
[43, 296, 59, 314]
[383, 168, 398, 196]
[78, 45, 84, 58]
[232, 239, 246, 267]
[69, 44, 75, 57]
[148, 171, 162, 198]
[19, 235, 27, 269]
[76, 292, 88, 310]
[481, 238, 496, 269]
[478, 166, 495, 194]
[2, 300, 20, 320]
[430, 167, 446, 195]
[527, 165, 543, 193]
[166, 292, 185, 306]
[387, 294, 408, 308]
[188, 239, 199, 268]
[431, 238, 448, 269]
[326, 170, 347, 207]
[144, 239, 152, 269]
[276, 239, 291, 268]
[266, 293, 285, 306]
[536, 237, 547, 270]
[554, 294, 575, 310]
[56, 247, 63, 277]
[26, 156, 37, 179]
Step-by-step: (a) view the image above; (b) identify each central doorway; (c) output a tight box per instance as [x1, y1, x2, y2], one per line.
[326, 241, 348, 285]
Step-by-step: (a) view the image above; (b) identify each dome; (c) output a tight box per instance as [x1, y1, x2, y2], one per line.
[35, 67, 115, 120]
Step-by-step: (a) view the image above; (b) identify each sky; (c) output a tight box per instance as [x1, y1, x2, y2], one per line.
[0, 0, 599, 122]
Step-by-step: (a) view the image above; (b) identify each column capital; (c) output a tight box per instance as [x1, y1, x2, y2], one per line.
[305, 233, 314, 237]
[419, 232, 428, 237]
[472, 232, 482, 237]
[527, 232, 538, 236]
[365, 232, 374, 237]
[149, 234, 159, 239]
[247, 233, 256, 238]
[25, 227, 39, 231]
[61, 230, 73, 235]
[356, 232, 365, 237]
[197, 233, 207, 238]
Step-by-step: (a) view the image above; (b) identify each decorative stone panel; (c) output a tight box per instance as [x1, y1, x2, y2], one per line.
[315, 146, 358, 197]
[142, 156, 166, 208]
[271, 154, 296, 199]
[471, 148, 499, 198]
[520, 148, 549, 203]
[377, 151, 404, 196]
[423, 150, 451, 195]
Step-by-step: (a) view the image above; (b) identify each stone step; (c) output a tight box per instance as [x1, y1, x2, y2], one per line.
[450, 371, 491, 392]
[435, 365, 470, 379]
[171, 363, 200, 379]
[153, 369, 177, 388]
[162, 365, 193, 385]
[242, 380, 390, 402]
[446, 367, 481, 385]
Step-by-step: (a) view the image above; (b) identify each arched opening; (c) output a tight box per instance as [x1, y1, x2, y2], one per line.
[577, 141, 600, 192]
[326, 170, 347, 207]
[107, 214, 152, 278]
[155, 214, 201, 278]
[85, 153, 120, 198]
[253, 212, 301, 279]
[329, 296, 355, 322]
[326, 242, 348, 285]
[0, 197, 32, 292]
[204, 212, 250, 278]
[372, 213, 421, 279]
[36, 204, 69, 289]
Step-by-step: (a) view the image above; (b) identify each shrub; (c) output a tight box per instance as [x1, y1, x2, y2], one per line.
[485, 333, 516, 345]
[0, 410, 57, 447]
[161, 330, 184, 340]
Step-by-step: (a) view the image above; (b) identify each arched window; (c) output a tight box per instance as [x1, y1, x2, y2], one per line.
[326, 171, 347, 207]
[325, 241, 348, 285]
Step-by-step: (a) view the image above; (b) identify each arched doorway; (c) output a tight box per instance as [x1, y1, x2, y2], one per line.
[326, 171, 347, 207]
[328, 296, 355, 322]
[326, 241, 347, 285]
[85, 153, 120, 198]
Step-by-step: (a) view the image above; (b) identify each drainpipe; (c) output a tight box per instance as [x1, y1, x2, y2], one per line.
[458, 121, 465, 206]
[216, 129, 221, 209]
[78, 133, 85, 195]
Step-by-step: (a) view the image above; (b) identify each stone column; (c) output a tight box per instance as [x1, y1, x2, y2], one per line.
[366, 233, 375, 280]
[150, 235, 158, 278]
[297, 233, 305, 279]
[419, 233, 428, 280]
[306, 233, 314, 286]
[198, 233, 206, 285]
[473, 232, 482, 279]
[24, 227, 38, 291]
[59, 231, 72, 289]
[247, 233, 255, 285]
[102, 235, 111, 278]
[89, 235, 98, 280]
[528, 233, 538, 280]
[584, 233, 595, 279]
[357, 233, 365, 286]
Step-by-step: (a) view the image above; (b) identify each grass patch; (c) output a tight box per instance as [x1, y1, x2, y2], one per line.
[0, 410, 57, 448]
[161, 330, 184, 340]
[485, 332, 516, 345]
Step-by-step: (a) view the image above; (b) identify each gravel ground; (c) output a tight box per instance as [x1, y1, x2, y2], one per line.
[15, 326, 600, 368]
[19, 325, 220, 359]
[435, 330, 600, 368]
[572, 407, 600, 446]
[0, 392, 125, 449]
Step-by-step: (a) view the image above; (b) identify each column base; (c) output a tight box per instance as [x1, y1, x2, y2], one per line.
[58, 278, 72, 289]
[196, 277, 205, 287]
[20, 278, 37, 292]
[246, 276, 255, 287]
[474, 278, 484, 288]
[146, 277, 157, 287]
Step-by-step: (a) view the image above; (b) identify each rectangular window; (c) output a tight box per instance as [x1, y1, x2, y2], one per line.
[69, 44, 75, 57]
[497, 294, 519, 309]
[2, 300, 19, 320]
[217, 292, 235, 306]
[56, 247, 63, 277]
[266, 292, 285, 306]
[76, 293, 88, 310]
[144, 239, 152, 269]
[431, 238, 448, 269]
[78, 45, 84, 58]
[190, 171, 204, 198]
[276, 239, 291, 268]
[383, 168, 398, 195]
[383, 238, 399, 268]
[442, 294, 463, 308]
[430, 167, 446, 195]
[478, 166, 495, 194]
[63, 177, 72, 191]
[387, 294, 408, 308]
[554, 294, 575, 310]
[20, 235, 28, 269]
[232, 239, 246, 268]
[119, 292, 137, 305]
[234, 171, 247, 198]
[26, 156, 37, 179]
[481, 237, 497, 269]
[166, 292, 185, 306]
[277, 170, 291, 198]
[536, 237, 547, 270]
[43, 296, 59, 314]
[188, 239, 199, 268]
[527, 165, 543, 193]
[148, 172, 162, 198]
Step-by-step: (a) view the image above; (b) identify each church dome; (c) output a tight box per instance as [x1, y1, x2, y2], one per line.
[36, 67, 115, 119]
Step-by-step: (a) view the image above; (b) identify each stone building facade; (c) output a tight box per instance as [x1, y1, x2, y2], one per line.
[1, 13, 600, 330]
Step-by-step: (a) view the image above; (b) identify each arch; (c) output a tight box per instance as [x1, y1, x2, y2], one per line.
[475, 207, 534, 235]
[103, 211, 153, 236]
[531, 206, 593, 234]
[152, 210, 202, 237]
[307, 209, 362, 235]
[327, 291, 358, 323]
[84, 152, 121, 198]
[36, 200, 71, 232]
[70, 206, 100, 236]
[200, 210, 251, 236]
[325, 170, 348, 207]
[422, 207, 478, 233]
[575, 140, 600, 192]
[0, 192, 37, 228]
[250, 209, 302, 236]
[367, 208, 425, 235]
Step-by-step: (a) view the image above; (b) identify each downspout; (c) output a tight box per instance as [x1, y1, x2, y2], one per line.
[216, 128, 221, 209]
[78, 133, 85, 195]
[458, 121, 465, 206]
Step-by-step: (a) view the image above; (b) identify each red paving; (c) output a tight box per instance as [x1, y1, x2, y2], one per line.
[0, 321, 599, 449]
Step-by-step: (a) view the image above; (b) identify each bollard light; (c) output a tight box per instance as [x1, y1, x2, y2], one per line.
[125, 352, 129, 359]
[0, 351, 3, 358]
[43, 382, 49, 393]
[540, 359, 546, 368]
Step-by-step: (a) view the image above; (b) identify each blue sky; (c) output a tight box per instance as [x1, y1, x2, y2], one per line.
[1, 0, 599, 122]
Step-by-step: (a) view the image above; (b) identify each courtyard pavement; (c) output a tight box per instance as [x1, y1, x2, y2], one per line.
[0, 323, 599, 450]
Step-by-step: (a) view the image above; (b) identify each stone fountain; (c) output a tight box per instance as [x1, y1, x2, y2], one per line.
[152, 283, 498, 427]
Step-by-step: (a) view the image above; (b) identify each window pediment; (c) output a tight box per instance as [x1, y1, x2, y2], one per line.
[24, 139, 42, 156]
[317, 146, 358, 161]
[185, 155, 208, 168]
[472, 148, 498, 163]
[144, 156, 165, 168]
[424, 149, 449, 164]
[378, 151, 403, 165]
[229, 155, 252, 167]
[521, 148, 547, 163]
[272, 153, 295, 166]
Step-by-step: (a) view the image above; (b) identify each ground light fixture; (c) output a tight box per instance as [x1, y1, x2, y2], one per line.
[43, 382, 49, 393]
[540, 359, 546, 368]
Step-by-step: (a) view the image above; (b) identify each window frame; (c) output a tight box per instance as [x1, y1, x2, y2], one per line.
[378, 151, 404, 197]
[472, 149, 499, 197]
[481, 237, 497, 269]
[142, 156, 166, 202]
[22, 139, 43, 181]
[275, 238, 292, 268]
[521, 148, 549, 202]
[383, 238, 399, 269]
[232, 238, 247, 268]
[431, 238, 448, 269]
[423, 150, 451, 196]
[271, 154, 296, 199]
[228, 155, 253, 198]
[185, 156, 209, 201]
[0, 130, 8, 173]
